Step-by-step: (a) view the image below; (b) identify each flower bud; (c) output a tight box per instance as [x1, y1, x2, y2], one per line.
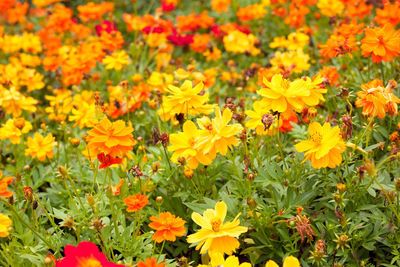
[70, 138, 80, 147]
[184, 168, 194, 179]
[57, 166, 69, 179]
[87, 194, 96, 209]
[156, 196, 163, 205]
[364, 159, 376, 177]
[247, 198, 257, 209]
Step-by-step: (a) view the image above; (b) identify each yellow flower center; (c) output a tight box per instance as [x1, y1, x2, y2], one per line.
[310, 132, 322, 144]
[211, 218, 222, 232]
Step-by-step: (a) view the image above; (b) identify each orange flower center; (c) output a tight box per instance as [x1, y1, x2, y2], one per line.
[211, 218, 222, 232]
[310, 132, 322, 144]
[377, 35, 384, 45]
[77, 257, 102, 267]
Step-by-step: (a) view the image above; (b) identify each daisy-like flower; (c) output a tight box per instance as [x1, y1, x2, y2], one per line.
[245, 101, 280, 136]
[56, 241, 123, 267]
[0, 118, 32, 144]
[25, 132, 57, 161]
[187, 201, 248, 255]
[69, 102, 98, 129]
[86, 117, 136, 158]
[137, 257, 165, 267]
[158, 80, 215, 121]
[265, 256, 300, 267]
[0, 214, 12, 237]
[361, 24, 400, 63]
[0, 171, 13, 198]
[199, 253, 252, 267]
[295, 122, 346, 169]
[0, 86, 37, 117]
[355, 79, 400, 119]
[168, 120, 213, 169]
[195, 107, 243, 159]
[102, 50, 130, 70]
[123, 193, 149, 213]
[148, 212, 186, 243]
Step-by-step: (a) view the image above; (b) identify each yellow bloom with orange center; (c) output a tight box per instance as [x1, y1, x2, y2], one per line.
[25, 132, 57, 161]
[0, 118, 32, 144]
[158, 80, 215, 121]
[0, 213, 12, 237]
[168, 120, 213, 169]
[195, 107, 243, 159]
[86, 117, 136, 158]
[295, 122, 346, 169]
[187, 201, 247, 255]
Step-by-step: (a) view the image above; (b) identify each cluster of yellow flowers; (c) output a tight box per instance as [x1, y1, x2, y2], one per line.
[223, 30, 261, 56]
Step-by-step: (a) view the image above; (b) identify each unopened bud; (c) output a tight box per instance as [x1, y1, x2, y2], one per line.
[70, 138, 80, 147]
[184, 168, 194, 179]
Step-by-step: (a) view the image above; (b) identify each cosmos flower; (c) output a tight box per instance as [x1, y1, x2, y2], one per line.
[25, 132, 57, 161]
[56, 241, 123, 267]
[0, 118, 32, 144]
[137, 257, 165, 267]
[295, 122, 346, 169]
[123, 193, 149, 213]
[187, 201, 248, 255]
[0, 214, 12, 238]
[148, 212, 186, 243]
[0, 171, 14, 198]
[265, 256, 300, 267]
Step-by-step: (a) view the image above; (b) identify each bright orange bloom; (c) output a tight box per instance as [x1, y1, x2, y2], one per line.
[110, 179, 124, 196]
[375, 2, 400, 27]
[123, 194, 149, 212]
[211, 0, 231, 13]
[137, 257, 165, 267]
[355, 79, 400, 119]
[148, 212, 186, 243]
[86, 117, 136, 158]
[0, 171, 13, 198]
[77, 2, 114, 22]
[236, 4, 267, 22]
[319, 34, 358, 59]
[317, 66, 340, 87]
[361, 25, 400, 63]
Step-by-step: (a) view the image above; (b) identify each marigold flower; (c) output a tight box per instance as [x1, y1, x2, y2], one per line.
[0, 171, 13, 198]
[187, 201, 248, 255]
[295, 122, 346, 169]
[123, 193, 149, 212]
[148, 212, 186, 243]
[56, 241, 123, 267]
[86, 117, 136, 158]
[361, 24, 400, 63]
[25, 133, 57, 161]
[137, 257, 165, 267]
[0, 214, 12, 237]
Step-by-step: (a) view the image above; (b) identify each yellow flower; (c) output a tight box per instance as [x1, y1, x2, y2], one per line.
[270, 50, 310, 74]
[168, 120, 213, 169]
[295, 122, 346, 169]
[158, 80, 215, 121]
[0, 87, 37, 117]
[25, 132, 57, 161]
[245, 101, 280, 135]
[317, 0, 344, 17]
[210, 253, 252, 267]
[223, 30, 260, 55]
[265, 256, 300, 267]
[102, 50, 129, 70]
[69, 102, 98, 129]
[0, 118, 32, 144]
[187, 201, 248, 255]
[257, 74, 309, 113]
[0, 214, 12, 237]
[196, 107, 243, 158]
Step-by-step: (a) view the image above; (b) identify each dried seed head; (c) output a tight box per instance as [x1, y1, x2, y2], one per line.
[261, 114, 274, 131]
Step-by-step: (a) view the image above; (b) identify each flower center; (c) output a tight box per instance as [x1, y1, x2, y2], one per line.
[377, 35, 384, 45]
[310, 132, 322, 144]
[211, 218, 222, 232]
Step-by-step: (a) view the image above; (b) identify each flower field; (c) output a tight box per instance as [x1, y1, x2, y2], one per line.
[1, 0, 400, 266]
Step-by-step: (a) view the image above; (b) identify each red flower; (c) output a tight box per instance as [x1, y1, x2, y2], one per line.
[167, 29, 193, 46]
[97, 153, 122, 169]
[56, 241, 123, 267]
[162, 0, 175, 12]
[95, 21, 117, 36]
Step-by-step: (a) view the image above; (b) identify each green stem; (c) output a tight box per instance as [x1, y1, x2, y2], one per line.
[108, 170, 121, 241]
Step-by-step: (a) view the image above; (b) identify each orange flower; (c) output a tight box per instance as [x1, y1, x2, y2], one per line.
[0, 171, 13, 198]
[355, 79, 400, 119]
[123, 194, 149, 212]
[137, 257, 165, 267]
[110, 179, 124, 196]
[148, 212, 186, 243]
[86, 117, 136, 158]
[319, 34, 357, 59]
[361, 25, 400, 63]
[375, 2, 400, 27]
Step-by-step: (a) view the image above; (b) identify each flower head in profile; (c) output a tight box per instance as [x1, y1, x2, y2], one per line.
[137, 257, 165, 267]
[0, 214, 12, 237]
[295, 122, 346, 169]
[25, 133, 57, 161]
[123, 193, 149, 213]
[56, 241, 123, 267]
[355, 79, 400, 119]
[265, 256, 300, 267]
[196, 107, 243, 159]
[168, 120, 213, 169]
[86, 117, 136, 158]
[361, 24, 400, 63]
[187, 201, 248, 255]
[148, 212, 186, 243]
[0, 171, 14, 198]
